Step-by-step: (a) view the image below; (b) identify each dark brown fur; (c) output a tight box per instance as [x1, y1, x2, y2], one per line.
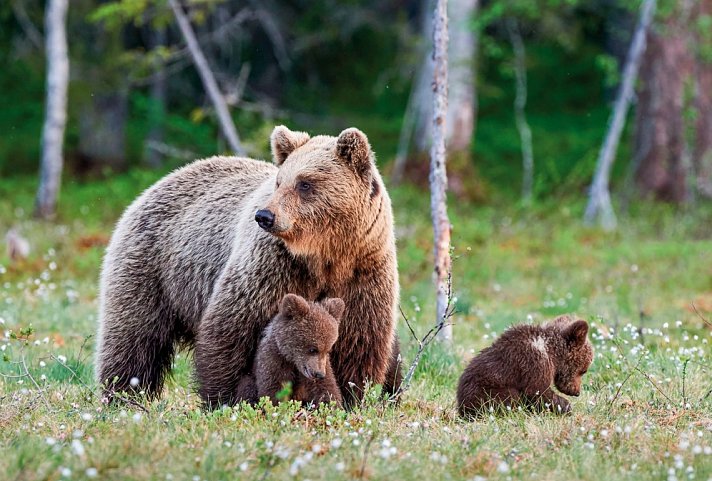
[236, 294, 344, 407]
[382, 337, 403, 398]
[456, 316, 594, 418]
[96, 126, 399, 408]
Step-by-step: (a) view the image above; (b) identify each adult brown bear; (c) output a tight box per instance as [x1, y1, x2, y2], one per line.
[95, 126, 400, 408]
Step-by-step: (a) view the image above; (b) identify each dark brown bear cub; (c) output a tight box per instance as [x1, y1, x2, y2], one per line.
[236, 294, 344, 407]
[456, 316, 594, 418]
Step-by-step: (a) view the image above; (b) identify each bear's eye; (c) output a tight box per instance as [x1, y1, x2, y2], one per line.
[297, 181, 312, 193]
[308, 347, 318, 355]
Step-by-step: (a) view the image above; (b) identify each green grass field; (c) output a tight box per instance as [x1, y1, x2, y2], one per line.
[1, 170, 712, 480]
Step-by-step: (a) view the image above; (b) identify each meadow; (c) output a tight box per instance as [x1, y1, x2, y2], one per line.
[1, 170, 712, 480]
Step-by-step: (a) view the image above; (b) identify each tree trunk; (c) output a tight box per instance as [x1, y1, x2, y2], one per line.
[507, 18, 534, 204]
[168, 0, 245, 156]
[694, 0, 712, 197]
[392, 0, 434, 184]
[430, 0, 452, 343]
[446, 0, 478, 153]
[584, 0, 656, 229]
[634, 3, 694, 203]
[144, 27, 167, 169]
[78, 91, 129, 172]
[35, 0, 69, 220]
[394, 0, 481, 201]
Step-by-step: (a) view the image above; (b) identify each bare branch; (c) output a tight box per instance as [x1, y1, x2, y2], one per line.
[11, 0, 44, 51]
[20, 353, 51, 410]
[168, 0, 246, 156]
[394, 272, 456, 399]
[145, 140, 197, 161]
[359, 432, 376, 479]
[607, 353, 645, 415]
[584, 0, 657, 229]
[691, 302, 712, 329]
[253, 7, 291, 71]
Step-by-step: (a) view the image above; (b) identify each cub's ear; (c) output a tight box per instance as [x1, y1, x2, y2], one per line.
[546, 314, 574, 329]
[336, 128, 373, 179]
[280, 294, 310, 319]
[271, 125, 310, 166]
[322, 298, 345, 322]
[563, 320, 589, 346]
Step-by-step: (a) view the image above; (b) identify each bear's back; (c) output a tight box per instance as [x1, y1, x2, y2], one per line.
[103, 156, 279, 325]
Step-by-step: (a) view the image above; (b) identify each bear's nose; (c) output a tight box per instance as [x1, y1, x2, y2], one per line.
[314, 371, 325, 380]
[255, 209, 275, 230]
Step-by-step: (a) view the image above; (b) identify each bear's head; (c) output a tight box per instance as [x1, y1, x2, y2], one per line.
[273, 294, 345, 380]
[552, 319, 594, 396]
[255, 125, 382, 257]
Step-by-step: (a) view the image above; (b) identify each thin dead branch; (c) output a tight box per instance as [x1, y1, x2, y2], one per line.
[168, 0, 246, 155]
[607, 352, 645, 415]
[359, 432, 376, 479]
[394, 272, 456, 399]
[691, 302, 712, 329]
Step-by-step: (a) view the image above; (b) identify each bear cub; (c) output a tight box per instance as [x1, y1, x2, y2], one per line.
[236, 294, 345, 407]
[456, 316, 594, 418]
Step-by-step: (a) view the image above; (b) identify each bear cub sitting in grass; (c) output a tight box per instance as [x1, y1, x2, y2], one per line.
[457, 315, 594, 418]
[236, 294, 344, 407]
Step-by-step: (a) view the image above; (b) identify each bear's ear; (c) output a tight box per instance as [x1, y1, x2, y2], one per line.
[336, 128, 373, 179]
[563, 320, 589, 346]
[271, 125, 310, 166]
[280, 294, 310, 319]
[322, 298, 345, 322]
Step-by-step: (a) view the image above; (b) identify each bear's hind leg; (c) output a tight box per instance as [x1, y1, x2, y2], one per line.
[97, 293, 178, 402]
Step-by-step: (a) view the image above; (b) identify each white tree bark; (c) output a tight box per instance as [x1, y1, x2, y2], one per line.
[430, 0, 453, 342]
[35, 0, 69, 220]
[446, 0, 478, 153]
[507, 19, 534, 204]
[584, 0, 656, 230]
[168, 0, 246, 156]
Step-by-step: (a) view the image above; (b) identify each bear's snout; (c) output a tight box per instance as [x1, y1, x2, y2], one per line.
[255, 209, 275, 230]
[313, 371, 325, 380]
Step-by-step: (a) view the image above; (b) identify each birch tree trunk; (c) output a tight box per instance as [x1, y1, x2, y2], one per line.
[35, 0, 69, 220]
[168, 0, 245, 156]
[584, 0, 656, 229]
[430, 0, 452, 343]
[507, 19, 534, 204]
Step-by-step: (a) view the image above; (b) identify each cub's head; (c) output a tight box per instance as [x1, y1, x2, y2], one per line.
[553, 319, 594, 397]
[273, 294, 345, 380]
[255, 126, 381, 256]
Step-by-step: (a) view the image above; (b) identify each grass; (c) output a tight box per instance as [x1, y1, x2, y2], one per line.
[1, 169, 712, 480]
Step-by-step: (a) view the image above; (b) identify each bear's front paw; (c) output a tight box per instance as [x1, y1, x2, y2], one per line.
[552, 396, 571, 415]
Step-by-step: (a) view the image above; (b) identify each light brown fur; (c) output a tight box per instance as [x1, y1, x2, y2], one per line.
[96, 126, 400, 408]
[456, 316, 594, 418]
